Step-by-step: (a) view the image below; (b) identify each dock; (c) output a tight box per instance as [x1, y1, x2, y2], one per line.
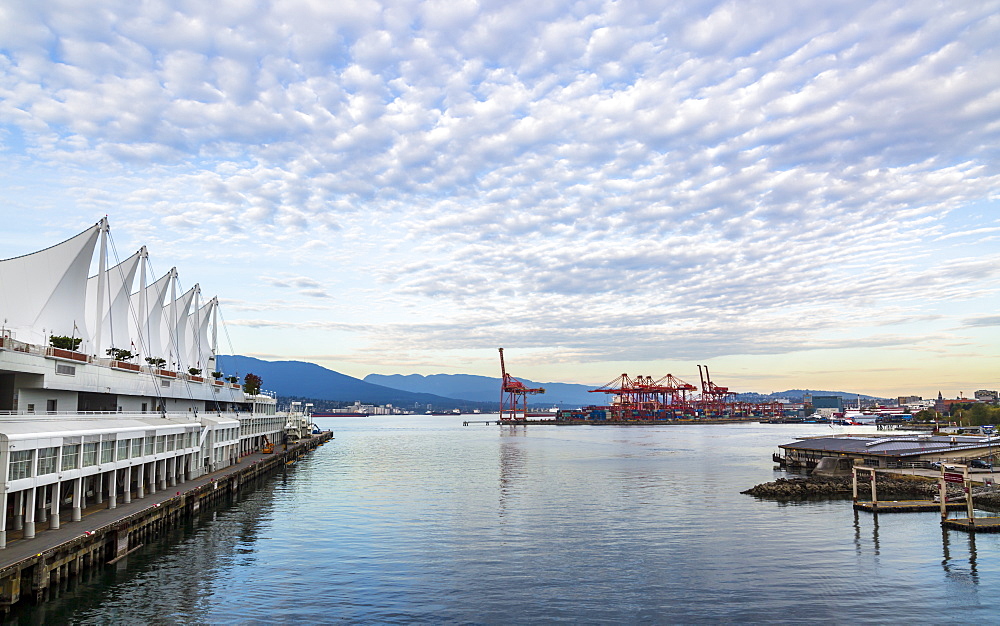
[854, 500, 965, 513]
[0, 431, 332, 612]
[942, 517, 1000, 532]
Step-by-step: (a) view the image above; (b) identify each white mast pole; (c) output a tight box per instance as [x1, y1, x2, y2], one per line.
[170, 268, 177, 371]
[93, 217, 108, 356]
[138, 246, 147, 360]
[192, 283, 200, 371]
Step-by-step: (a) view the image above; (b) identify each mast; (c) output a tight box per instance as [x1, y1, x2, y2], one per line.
[138, 246, 148, 360]
[169, 267, 177, 370]
[93, 217, 108, 355]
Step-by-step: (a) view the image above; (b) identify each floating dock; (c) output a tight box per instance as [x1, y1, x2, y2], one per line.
[854, 500, 965, 513]
[0, 431, 332, 612]
[942, 517, 1000, 533]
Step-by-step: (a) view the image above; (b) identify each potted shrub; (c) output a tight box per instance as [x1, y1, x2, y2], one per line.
[107, 348, 135, 361]
[50, 335, 82, 350]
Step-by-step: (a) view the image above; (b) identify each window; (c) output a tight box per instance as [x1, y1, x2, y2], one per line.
[145, 437, 154, 456]
[8, 450, 33, 480]
[101, 442, 114, 463]
[37, 447, 58, 475]
[82, 442, 98, 466]
[117, 440, 129, 461]
[46, 399, 57, 413]
[61, 444, 80, 470]
[166, 434, 175, 451]
[132, 438, 142, 458]
[155, 435, 165, 454]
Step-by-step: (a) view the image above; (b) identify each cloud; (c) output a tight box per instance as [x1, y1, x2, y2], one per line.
[1, 0, 998, 390]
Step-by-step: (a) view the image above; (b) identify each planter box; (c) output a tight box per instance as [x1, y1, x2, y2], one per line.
[213, 380, 224, 386]
[112, 360, 141, 372]
[229, 383, 241, 389]
[189, 375, 204, 383]
[155, 369, 177, 378]
[49, 347, 88, 362]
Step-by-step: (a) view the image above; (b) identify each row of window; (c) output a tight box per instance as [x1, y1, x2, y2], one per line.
[241, 417, 283, 436]
[8, 431, 199, 481]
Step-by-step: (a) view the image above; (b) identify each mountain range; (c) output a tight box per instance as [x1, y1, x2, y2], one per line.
[216, 355, 479, 409]
[217, 356, 885, 407]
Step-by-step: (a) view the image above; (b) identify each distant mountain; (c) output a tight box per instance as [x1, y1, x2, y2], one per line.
[216, 356, 478, 408]
[735, 390, 886, 402]
[363, 373, 597, 408]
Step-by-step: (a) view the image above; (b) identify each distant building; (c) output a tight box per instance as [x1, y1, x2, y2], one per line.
[898, 395, 922, 405]
[934, 391, 974, 415]
[975, 390, 998, 403]
[812, 395, 843, 417]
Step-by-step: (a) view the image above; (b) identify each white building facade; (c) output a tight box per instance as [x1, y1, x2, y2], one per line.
[0, 219, 285, 548]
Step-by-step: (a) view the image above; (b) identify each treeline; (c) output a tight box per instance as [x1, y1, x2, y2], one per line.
[913, 404, 1000, 425]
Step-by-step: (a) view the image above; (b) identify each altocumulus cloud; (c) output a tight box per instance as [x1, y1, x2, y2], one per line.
[0, 0, 998, 374]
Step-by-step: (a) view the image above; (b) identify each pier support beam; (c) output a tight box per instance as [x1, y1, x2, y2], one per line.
[72, 477, 83, 522]
[123, 466, 132, 504]
[108, 469, 117, 510]
[50, 482, 60, 529]
[37, 486, 47, 524]
[0, 492, 7, 549]
[137, 463, 145, 499]
[23, 487, 36, 539]
[13, 491, 23, 531]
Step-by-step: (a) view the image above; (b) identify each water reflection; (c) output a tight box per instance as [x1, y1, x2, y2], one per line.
[498, 426, 526, 519]
[852, 508, 881, 557]
[941, 526, 980, 586]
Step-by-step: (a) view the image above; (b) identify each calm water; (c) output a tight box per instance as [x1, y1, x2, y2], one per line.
[13, 417, 1000, 623]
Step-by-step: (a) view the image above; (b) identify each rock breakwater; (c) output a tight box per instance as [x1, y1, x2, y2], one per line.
[742, 474, 937, 500]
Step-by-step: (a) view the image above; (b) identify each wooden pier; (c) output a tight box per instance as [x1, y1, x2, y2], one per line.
[942, 517, 1000, 532]
[0, 431, 332, 613]
[854, 500, 964, 513]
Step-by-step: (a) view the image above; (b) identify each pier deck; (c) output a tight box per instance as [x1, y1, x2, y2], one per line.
[853, 500, 965, 513]
[0, 432, 332, 610]
[942, 517, 1000, 533]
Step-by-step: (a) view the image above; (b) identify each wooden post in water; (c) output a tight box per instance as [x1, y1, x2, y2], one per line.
[870, 468, 877, 509]
[852, 466, 859, 503]
[965, 465, 975, 528]
[939, 468, 947, 519]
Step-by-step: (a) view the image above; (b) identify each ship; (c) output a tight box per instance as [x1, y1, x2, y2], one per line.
[0, 218, 314, 549]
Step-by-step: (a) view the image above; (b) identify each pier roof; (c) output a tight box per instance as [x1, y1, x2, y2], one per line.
[780, 435, 999, 458]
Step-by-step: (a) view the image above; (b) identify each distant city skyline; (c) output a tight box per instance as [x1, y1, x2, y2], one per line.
[1, 1, 997, 399]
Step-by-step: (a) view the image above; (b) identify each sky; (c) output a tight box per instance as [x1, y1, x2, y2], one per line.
[0, 0, 998, 399]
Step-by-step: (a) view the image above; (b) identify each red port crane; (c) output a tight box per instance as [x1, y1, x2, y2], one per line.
[498, 348, 545, 421]
[697, 365, 734, 417]
[588, 373, 697, 419]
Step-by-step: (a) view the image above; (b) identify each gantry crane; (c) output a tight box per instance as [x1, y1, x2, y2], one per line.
[498, 348, 545, 421]
[697, 365, 734, 417]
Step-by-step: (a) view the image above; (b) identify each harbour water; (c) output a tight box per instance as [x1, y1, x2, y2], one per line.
[12, 416, 1000, 623]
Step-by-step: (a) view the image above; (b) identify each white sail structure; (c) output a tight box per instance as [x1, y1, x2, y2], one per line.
[129, 269, 174, 362]
[186, 295, 216, 372]
[162, 284, 196, 371]
[85, 249, 141, 357]
[0, 221, 102, 346]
